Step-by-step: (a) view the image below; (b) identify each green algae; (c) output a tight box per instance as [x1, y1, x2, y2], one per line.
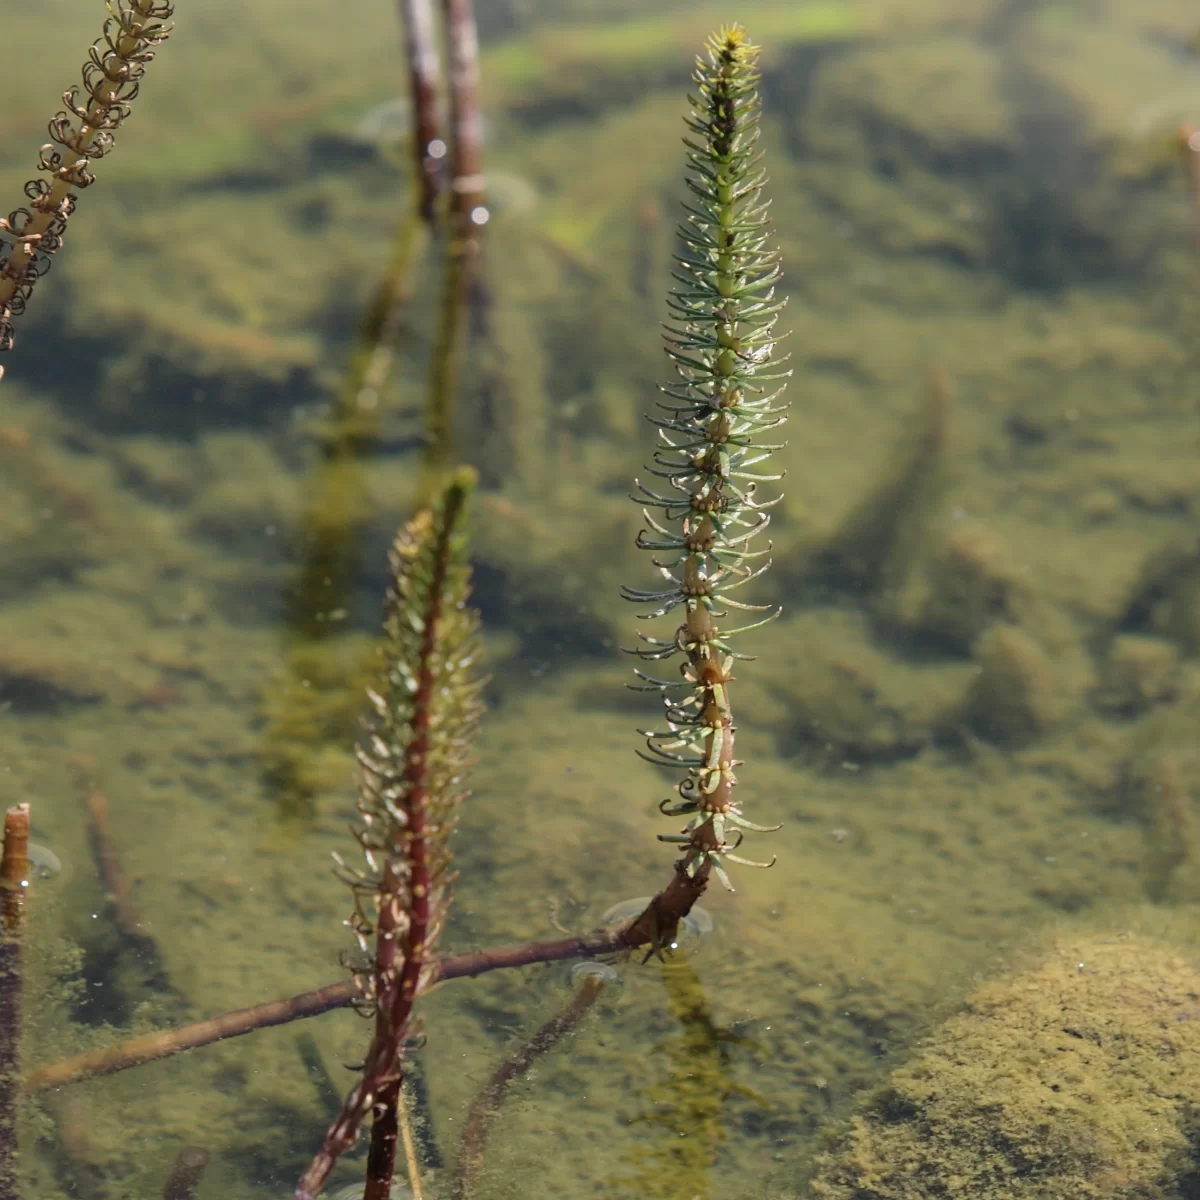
[809, 926, 1200, 1199]
[5, 0, 1200, 1197]
[484, 2, 863, 99]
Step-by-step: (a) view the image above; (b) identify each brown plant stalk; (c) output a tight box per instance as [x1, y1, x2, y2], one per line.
[420, 0, 487, 494]
[0, 804, 30, 1200]
[398, 0, 445, 222]
[441, 0, 485, 229]
[453, 969, 610, 1199]
[22, 877, 706, 1095]
[69, 758, 153, 947]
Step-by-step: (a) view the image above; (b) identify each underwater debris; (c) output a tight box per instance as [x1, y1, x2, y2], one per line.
[162, 1146, 210, 1200]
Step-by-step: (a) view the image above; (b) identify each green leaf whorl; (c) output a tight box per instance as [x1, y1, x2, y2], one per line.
[625, 26, 788, 891]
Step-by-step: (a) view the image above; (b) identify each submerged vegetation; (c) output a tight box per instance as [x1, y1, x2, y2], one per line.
[2, 0, 1200, 1197]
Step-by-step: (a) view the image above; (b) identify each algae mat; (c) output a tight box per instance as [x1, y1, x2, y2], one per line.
[2, 0, 1200, 1197]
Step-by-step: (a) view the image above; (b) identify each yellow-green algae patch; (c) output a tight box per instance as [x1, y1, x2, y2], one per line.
[483, 2, 864, 98]
[809, 928, 1200, 1199]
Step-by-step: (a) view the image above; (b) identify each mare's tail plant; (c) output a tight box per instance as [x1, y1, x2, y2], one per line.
[0, 0, 174, 358]
[295, 468, 483, 1200]
[625, 25, 788, 895]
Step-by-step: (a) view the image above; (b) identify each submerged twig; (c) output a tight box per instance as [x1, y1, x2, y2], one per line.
[161, 1146, 209, 1200]
[453, 968, 611, 1199]
[23, 888, 705, 1094]
[70, 759, 149, 944]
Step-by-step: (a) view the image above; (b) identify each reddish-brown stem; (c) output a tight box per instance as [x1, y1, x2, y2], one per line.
[1178, 122, 1200, 254]
[420, 0, 486, 490]
[396, 0, 443, 222]
[70, 759, 151, 946]
[24, 979, 358, 1092]
[363, 1078, 400, 1200]
[0, 803, 30, 1200]
[162, 1146, 209, 1200]
[453, 973, 607, 1199]
[294, 490, 462, 1200]
[440, 0, 485, 227]
[0, 806, 28, 939]
[24, 871, 707, 1096]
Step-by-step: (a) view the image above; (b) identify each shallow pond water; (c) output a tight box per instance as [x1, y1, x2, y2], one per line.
[3, 0, 1200, 1197]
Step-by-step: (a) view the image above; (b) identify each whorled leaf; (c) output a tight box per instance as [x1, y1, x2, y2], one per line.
[625, 26, 787, 891]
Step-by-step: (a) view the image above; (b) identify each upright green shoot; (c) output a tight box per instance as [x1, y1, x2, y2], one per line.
[625, 26, 788, 892]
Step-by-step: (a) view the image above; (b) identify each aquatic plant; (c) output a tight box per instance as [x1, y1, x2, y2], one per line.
[261, 0, 478, 818]
[296, 469, 483, 1200]
[3, 12, 787, 1198]
[625, 25, 787, 894]
[0, 0, 174, 357]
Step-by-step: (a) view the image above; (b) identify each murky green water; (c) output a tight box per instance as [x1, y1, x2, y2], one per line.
[4, 0, 1200, 1196]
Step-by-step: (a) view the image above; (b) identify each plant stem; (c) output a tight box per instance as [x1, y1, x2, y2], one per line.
[453, 972, 607, 1199]
[24, 979, 357, 1092]
[24, 878, 706, 1094]
[418, 0, 486, 497]
[625, 25, 786, 893]
[397, 0, 444, 222]
[363, 1079, 400, 1200]
[294, 477, 478, 1200]
[0, 803, 30, 1200]
[440, 0, 485, 227]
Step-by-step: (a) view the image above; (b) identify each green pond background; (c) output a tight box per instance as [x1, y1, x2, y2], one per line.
[4, 0, 1200, 1196]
